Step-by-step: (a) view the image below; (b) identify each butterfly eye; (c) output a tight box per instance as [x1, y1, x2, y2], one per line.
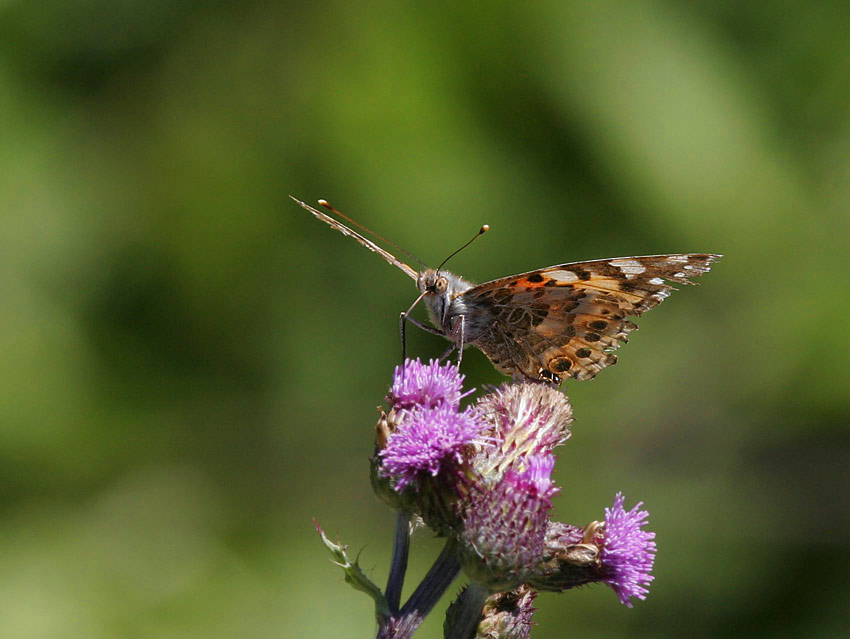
[435, 276, 449, 293]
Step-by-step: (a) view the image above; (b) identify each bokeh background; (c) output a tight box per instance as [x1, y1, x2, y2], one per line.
[2, 1, 849, 637]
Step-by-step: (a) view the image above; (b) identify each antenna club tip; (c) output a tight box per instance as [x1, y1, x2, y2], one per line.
[480, 224, 490, 233]
[317, 199, 329, 207]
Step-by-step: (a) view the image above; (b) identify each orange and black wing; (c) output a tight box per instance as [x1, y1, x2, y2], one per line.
[462, 254, 721, 382]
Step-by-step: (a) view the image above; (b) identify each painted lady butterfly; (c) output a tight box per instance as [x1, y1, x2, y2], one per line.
[293, 196, 720, 384]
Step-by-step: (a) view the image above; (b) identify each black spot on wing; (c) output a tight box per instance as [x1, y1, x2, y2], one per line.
[550, 357, 572, 373]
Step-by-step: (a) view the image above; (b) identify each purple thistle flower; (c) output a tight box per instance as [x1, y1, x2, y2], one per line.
[600, 493, 657, 607]
[473, 382, 572, 480]
[528, 494, 656, 605]
[379, 404, 484, 492]
[388, 358, 470, 411]
[459, 454, 559, 591]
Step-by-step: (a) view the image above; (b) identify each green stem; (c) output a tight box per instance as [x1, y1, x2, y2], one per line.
[314, 519, 391, 623]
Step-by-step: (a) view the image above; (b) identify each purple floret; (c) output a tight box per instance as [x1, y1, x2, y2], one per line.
[380, 404, 483, 491]
[601, 493, 657, 606]
[523, 454, 557, 498]
[388, 358, 470, 411]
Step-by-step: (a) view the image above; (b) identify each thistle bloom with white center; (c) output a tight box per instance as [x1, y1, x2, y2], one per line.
[473, 382, 572, 480]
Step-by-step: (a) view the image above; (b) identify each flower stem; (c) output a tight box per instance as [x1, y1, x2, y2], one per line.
[377, 538, 461, 639]
[444, 581, 489, 639]
[386, 511, 411, 612]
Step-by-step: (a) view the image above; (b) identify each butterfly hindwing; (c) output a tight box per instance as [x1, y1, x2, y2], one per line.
[462, 253, 720, 382]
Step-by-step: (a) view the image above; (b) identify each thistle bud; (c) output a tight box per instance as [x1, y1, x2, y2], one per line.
[459, 455, 558, 591]
[445, 585, 537, 639]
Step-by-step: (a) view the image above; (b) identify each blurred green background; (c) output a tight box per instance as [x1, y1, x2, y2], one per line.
[2, 1, 849, 637]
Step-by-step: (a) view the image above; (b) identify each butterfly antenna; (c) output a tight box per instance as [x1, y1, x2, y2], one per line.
[436, 224, 489, 272]
[318, 199, 427, 269]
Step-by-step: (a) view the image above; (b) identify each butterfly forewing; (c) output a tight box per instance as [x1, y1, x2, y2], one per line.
[291, 196, 418, 281]
[461, 254, 721, 382]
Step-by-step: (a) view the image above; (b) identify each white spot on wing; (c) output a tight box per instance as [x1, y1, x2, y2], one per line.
[609, 258, 646, 277]
[547, 270, 579, 283]
[649, 277, 664, 285]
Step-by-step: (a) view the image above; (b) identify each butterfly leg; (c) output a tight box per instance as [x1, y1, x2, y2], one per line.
[398, 290, 439, 362]
[438, 343, 457, 362]
[402, 315, 444, 337]
[447, 314, 466, 367]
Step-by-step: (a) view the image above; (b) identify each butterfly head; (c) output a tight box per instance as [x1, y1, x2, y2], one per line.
[417, 269, 450, 296]
[417, 269, 475, 331]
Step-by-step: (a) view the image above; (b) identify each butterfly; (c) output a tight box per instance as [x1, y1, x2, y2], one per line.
[292, 196, 721, 384]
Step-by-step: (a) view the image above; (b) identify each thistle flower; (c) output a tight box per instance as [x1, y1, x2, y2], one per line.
[376, 359, 484, 492]
[322, 355, 664, 639]
[473, 382, 572, 480]
[600, 493, 657, 606]
[457, 382, 571, 590]
[388, 358, 470, 411]
[528, 493, 656, 607]
[380, 403, 484, 491]
[459, 455, 559, 591]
